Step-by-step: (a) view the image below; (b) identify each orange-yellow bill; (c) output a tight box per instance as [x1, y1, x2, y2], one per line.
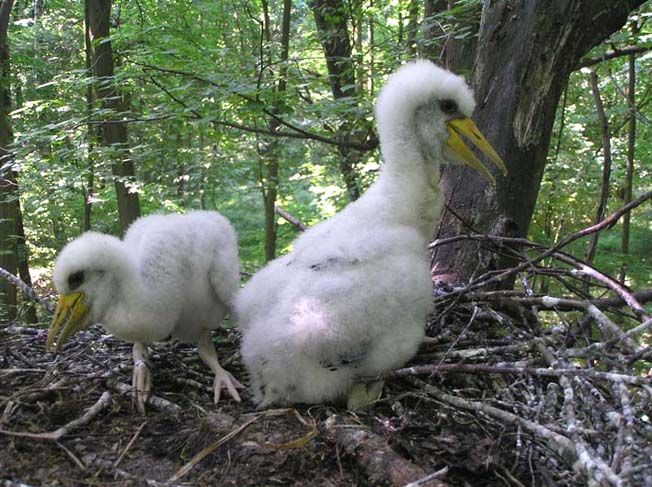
[446, 118, 507, 184]
[46, 292, 90, 351]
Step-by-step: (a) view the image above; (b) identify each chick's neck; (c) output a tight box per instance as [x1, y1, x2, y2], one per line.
[358, 132, 443, 241]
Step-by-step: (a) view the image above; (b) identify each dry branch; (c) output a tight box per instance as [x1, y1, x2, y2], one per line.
[387, 363, 650, 386]
[107, 379, 182, 415]
[0, 265, 54, 312]
[0, 391, 111, 441]
[324, 414, 447, 487]
[275, 205, 307, 231]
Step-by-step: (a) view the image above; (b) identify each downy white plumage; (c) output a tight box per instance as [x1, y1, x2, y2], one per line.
[235, 60, 506, 408]
[47, 211, 242, 412]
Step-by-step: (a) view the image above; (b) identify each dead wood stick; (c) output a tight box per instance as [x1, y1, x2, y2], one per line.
[324, 415, 447, 487]
[168, 414, 262, 483]
[275, 205, 307, 231]
[403, 467, 449, 487]
[611, 381, 635, 475]
[472, 290, 652, 312]
[539, 296, 640, 348]
[535, 341, 622, 486]
[114, 420, 147, 468]
[576, 45, 652, 69]
[0, 391, 111, 441]
[430, 190, 652, 306]
[409, 378, 581, 468]
[0, 265, 55, 312]
[567, 318, 652, 357]
[107, 379, 181, 415]
[418, 339, 541, 361]
[387, 363, 649, 386]
[432, 233, 650, 323]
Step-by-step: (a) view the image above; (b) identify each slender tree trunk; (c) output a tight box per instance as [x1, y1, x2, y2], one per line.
[620, 22, 638, 282]
[422, 1, 479, 73]
[311, 0, 367, 201]
[586, 71, 612, 265]
[406, 0, 419, 58]
[432, 0, 645, 285]
[16, 201, 37, 323]
[259, 0, 291, 262]
[0, 0, 17, 321]
[86, 0, 140, 234]
[83, 0, 96, 231]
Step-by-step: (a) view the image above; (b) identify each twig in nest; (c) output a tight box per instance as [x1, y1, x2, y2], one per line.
[324, 414, 447, 487]
[114, 420, 147, 468]
[107, 379, 182, 415]
[56, 441, 87, 471]
[535, 340, 622, 486]
[403, 467, 449, 487]
[430, 190, 652, 316]
[168, 414, 262, 483]
[407, 377, 577, 459]
[0, 391, 111, 441]
[261, 409, 318, 450]
[386, 363, 650, 386]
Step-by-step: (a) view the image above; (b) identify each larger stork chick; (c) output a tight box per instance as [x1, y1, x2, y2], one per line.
[235, 61, 506, 408]
[47, 211, 242, 412]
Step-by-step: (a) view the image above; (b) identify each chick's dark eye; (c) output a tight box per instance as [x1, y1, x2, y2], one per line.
[68, 271, 85, 291]
[439, 99, 457, 114]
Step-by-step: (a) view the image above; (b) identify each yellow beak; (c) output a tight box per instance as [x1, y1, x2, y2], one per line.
[46, 292, 90, 352]
[446, 118, 507, 184]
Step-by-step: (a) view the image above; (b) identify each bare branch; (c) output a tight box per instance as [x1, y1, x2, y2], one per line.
[576, 45, 651, 69]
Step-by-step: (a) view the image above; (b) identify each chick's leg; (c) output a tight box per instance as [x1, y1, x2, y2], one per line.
[347, 380, 384, 410]
[198, 330, 242, 403]
[132, 342, 151, 414]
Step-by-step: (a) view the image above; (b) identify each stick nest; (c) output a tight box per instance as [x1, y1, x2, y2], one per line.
[1, 235, 651, 486]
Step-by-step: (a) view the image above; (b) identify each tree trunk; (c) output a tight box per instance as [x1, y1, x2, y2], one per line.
[311, 0, 366, 201]
[86, 0, 140, 235]
[620, 22, 638, 282]
[83, 0, 96, 232]
[432, 0, 645, 285]
[422, 1, 479, 74]
[586, 71, 612, 265]
[259, 0, 291, 262]
[0, 0, 17, 321]
[16, 201, 38, 323]
[406, 0, 419, 58]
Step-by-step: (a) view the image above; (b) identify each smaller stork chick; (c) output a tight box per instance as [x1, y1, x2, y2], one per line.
[47, 211, 242, 412]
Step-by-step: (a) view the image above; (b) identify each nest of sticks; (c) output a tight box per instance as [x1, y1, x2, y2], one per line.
[1, 197, 651, 486]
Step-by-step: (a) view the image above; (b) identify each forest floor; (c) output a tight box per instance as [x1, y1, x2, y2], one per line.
[2, 275, 651, 487]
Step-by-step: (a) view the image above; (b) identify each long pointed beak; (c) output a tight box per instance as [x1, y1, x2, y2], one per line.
[446, 118, 507, 184]
[46, 292, 90, 352]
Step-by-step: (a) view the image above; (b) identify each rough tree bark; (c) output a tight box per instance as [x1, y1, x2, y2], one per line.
[311, 0, 368, 201]
[87, 0, 140, 235]
[0, 0, 17, 321]
[432, 0, 646, 285]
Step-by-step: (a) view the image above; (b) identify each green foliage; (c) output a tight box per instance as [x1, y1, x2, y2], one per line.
[4, 0, 650, 296]
[531, 10, 652, 291]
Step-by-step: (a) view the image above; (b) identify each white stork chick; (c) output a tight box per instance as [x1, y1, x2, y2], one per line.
[235, 60, 507, 408]
[46, 211, 242, 413]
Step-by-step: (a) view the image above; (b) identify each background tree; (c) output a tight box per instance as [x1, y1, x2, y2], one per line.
[86, 0, 140, 234]
[432, 0, 647, 285]
[0, 0, 648, 305]
[0, 0, 17, 320]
